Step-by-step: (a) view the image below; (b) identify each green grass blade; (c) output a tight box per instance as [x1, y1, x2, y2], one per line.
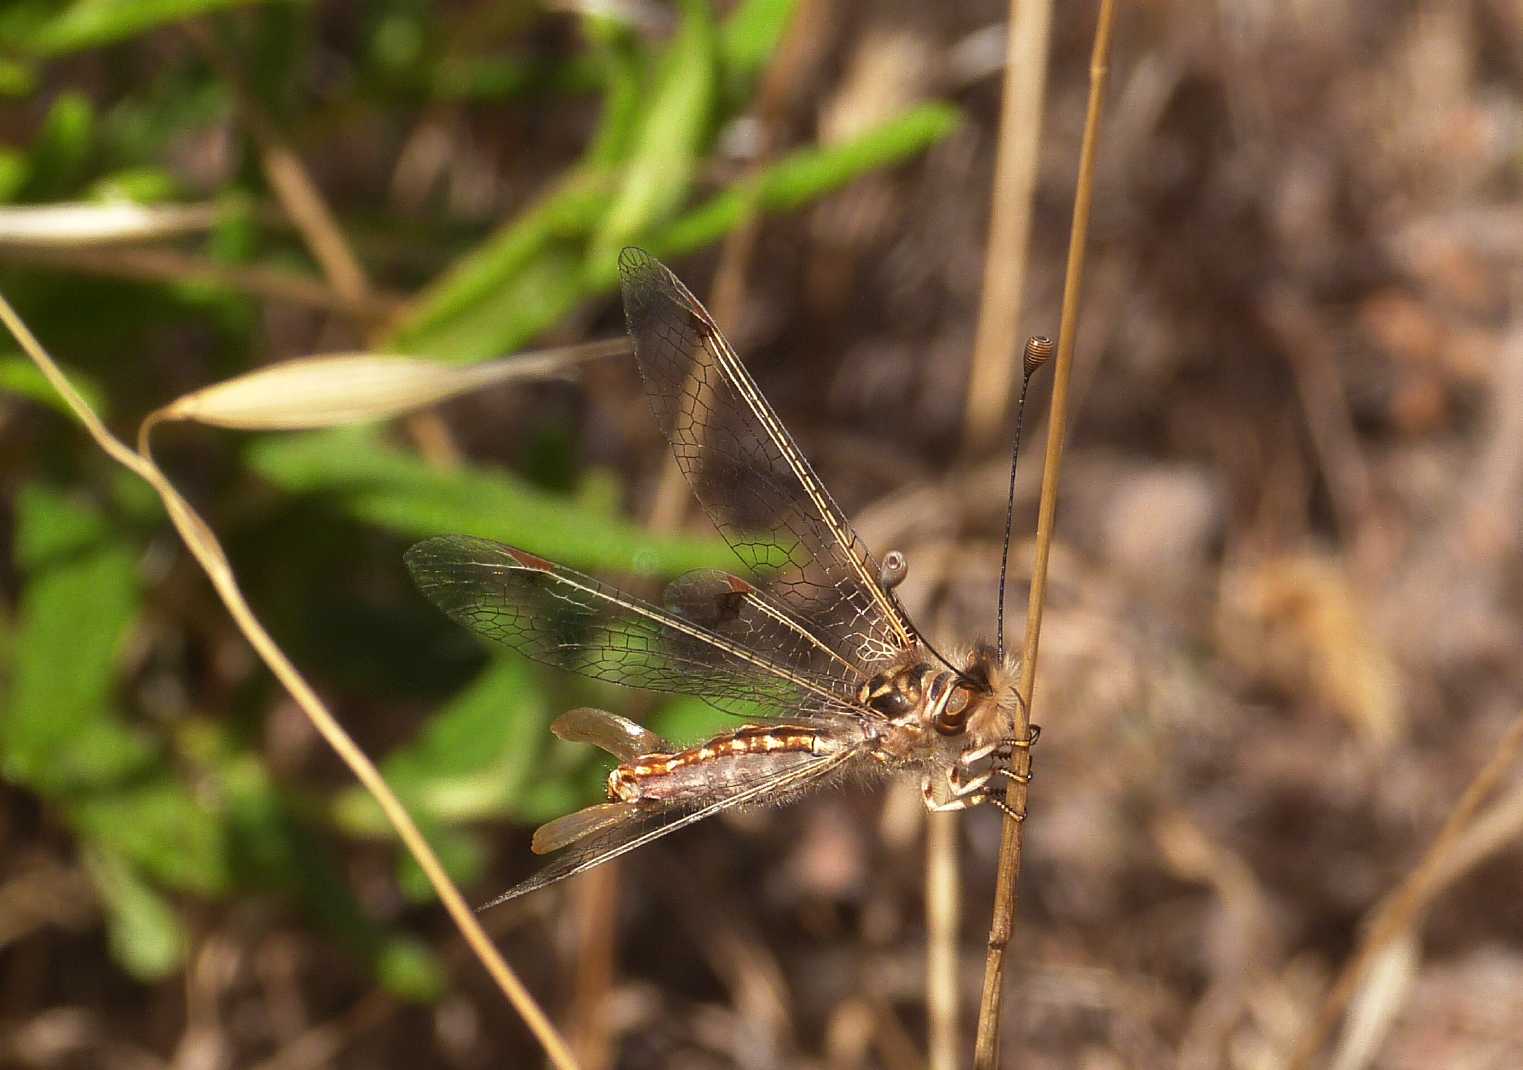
[245, 428, 735, 576]
[85, 848, 187, 980]
[594, 0, 717, 258]
[641, 102, 962, 260]
[11, 0, 294, 56]
[0, 351, 104, 416]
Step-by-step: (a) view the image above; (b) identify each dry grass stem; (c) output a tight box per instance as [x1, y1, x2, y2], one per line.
[972, 2, 1116, 1065]
[1328, 935, 1417, 1070]
[925, 810, 961, 1070]
[0, 294, 580, 1070]
[0, 243, 402, 319]
[1265, 291, 1381, 566]
[962, 0, 1053, 453]
[0, 201, 222, 246]
[154, 340, 627, 431]
[1289, 705, 1523, 1067]
[567, 865, 618, 1070]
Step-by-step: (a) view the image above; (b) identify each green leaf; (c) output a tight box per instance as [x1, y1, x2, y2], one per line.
[211, 738, 441, 998]
[582, 20, 644, 166]
[386, 174, 608, 360]
[5, 484, 147, 792]
[595, 0, 717, 257]
[85, 849, 187, 980]
[719, 0, 797, 84]
[0, 56, 36, 96]
[640, 102, 962, 261]
[512, 774, 587, 826]
[430, 53, 607, 101]
[0, 351, 105, 418]
[0, 148, 29, 202]
[647, 696, 734, 747]
[334, 658, 553, 835]
[245, 427, 735, 576]
[391, 103, 957, 364]
[13, 0, 294, 56]
[389, 236, 592, 364]
[24, 92, 94, 197]
[374, 936, 445, 1002]
[88, 166, 180, 203]
[71, 773, 230, 895]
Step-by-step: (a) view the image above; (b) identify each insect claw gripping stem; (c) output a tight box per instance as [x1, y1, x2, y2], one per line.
[990, 797, 1027, 822]
[987, 723, 1041, 819]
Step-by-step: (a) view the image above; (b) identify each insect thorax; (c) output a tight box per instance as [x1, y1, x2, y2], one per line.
[857, 642, 1020, 765]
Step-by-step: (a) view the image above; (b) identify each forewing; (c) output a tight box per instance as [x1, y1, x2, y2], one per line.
[619, 247, 918, 670]
[665, 569, 870, 697]
[480, 737, 866, 908]
[405, 535, 857, 720]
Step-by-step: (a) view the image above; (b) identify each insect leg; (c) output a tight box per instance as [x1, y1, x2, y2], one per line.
[920, 766, 993, 812]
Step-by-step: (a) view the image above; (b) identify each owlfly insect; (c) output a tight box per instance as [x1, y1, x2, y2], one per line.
[406, 248, 1046, 907]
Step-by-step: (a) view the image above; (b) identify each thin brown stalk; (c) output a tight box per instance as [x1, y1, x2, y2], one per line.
[567, 863, 618, 1070]
[1288, 706, 1523, 1068]
[868, 994, 930, 1070]
[0, 295, 579, 1070]
[963, 0, 1054, 454]
[1264, 290, 1383, 571]
[0, 244, 402, 321]
[972, 3, 1116, 1066]
[187, 22, 373, 308]
[926, 810, 961, 1070]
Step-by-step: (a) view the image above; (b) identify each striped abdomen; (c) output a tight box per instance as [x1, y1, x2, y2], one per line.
[607, 725, 837, 803]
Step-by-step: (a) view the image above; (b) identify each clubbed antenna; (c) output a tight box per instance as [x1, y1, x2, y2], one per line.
[994, 336, 1054, 663]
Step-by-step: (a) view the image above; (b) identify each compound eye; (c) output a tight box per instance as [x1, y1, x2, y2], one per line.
[879, 550, 908, 590]
[934, 688, 971, 736]
[933, 710, 968, 736]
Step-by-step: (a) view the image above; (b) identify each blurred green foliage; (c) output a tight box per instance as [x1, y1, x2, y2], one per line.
[0, 0, 957, 993]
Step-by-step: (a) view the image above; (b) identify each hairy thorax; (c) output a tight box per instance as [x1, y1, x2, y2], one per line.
[856, 641, 1021, 769]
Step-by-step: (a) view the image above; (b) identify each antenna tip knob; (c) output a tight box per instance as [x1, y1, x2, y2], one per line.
[879, 550, 908, 590]
[1022, 336, 1054, 377]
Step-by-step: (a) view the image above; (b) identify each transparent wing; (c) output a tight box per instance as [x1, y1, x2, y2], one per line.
[664, 569, 871, 697]
[480, 736, 868, 908]
[619, 247, 919, 671]
[405, 535, 862, 720]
